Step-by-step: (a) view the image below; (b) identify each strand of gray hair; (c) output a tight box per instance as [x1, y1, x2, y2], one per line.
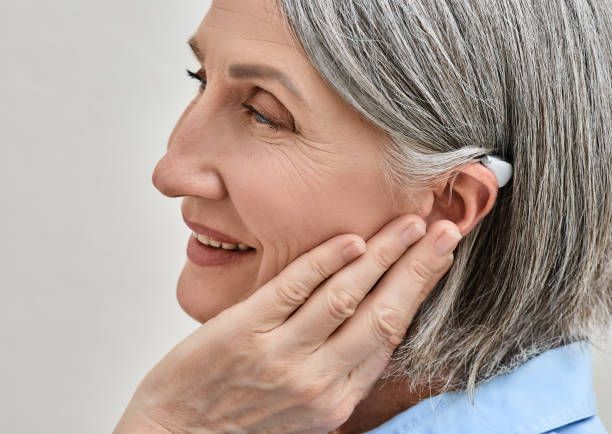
[274, 0, 612, 399]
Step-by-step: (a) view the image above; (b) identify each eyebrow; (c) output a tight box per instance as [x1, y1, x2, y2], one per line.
[188, 36, 305, 104]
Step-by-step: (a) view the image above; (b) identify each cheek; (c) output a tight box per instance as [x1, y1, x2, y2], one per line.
[229, 154, 318, 278]
[231, 148, 395, 263]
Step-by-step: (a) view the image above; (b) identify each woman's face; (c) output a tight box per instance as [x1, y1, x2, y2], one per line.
[152, 0, 430, 323]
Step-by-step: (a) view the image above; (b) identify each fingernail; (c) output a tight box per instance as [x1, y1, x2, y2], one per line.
[342, 240, 366, 260]
[434, 230, 462, 256]
[401, 223, 426, 245]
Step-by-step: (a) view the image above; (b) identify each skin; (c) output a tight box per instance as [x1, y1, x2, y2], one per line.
[151, 0, 498, 431]
[116, 218, 458, 433]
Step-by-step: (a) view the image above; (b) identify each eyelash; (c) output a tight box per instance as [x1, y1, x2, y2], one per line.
[186, 69, 281, 132]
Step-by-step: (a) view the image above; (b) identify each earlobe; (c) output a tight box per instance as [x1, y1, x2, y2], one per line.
[426, 163, 499, 235]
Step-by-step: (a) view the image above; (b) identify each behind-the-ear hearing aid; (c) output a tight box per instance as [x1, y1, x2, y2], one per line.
[479, 155, 513, 188]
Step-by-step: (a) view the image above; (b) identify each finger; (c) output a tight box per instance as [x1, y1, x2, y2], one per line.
[316, 220, 460, 374]
[346, 257, 453, 395]
[278, 214, 426, 352]
[241, 233, 367, 333]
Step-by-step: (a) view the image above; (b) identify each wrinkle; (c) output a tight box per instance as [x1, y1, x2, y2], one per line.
[265, 143, 327, 207]
[210, 4, 273, 24]
[238, 37, 294, 48]
[294, 143, 344, 181]
[295, 134, 371, 173]
[203, 19, 293, 48]
[254, 131, 346, 176]
[202, 21, 225, 32]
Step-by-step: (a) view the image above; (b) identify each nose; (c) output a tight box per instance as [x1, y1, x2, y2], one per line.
[152, 99, 228, 200]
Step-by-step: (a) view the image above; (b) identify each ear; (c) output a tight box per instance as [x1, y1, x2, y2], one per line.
[424, 162, 499, 235]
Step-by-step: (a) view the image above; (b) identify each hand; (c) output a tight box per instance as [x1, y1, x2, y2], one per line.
[114, 215, 461, 434]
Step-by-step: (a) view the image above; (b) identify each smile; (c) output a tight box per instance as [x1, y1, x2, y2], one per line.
[192, 232, 254, 251]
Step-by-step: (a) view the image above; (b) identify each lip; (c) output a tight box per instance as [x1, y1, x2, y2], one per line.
[187, 235, 256, 267]
[182, 216, 254, 248]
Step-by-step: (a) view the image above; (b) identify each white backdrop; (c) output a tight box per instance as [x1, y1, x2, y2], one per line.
[0, 1, 609, 433]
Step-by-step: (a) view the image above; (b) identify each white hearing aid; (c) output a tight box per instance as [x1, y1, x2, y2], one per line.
[479, 155, 513, 188]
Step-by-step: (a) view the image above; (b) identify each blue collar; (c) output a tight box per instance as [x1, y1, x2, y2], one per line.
[365, 342, 597, 434]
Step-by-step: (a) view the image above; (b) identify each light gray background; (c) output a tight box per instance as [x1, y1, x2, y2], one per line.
[0, 1, 609, 433]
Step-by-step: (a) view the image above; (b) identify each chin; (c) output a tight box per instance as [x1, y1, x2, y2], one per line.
[176, 260, 258, 324]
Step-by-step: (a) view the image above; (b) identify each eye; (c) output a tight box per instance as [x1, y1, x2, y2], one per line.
[186, 69, 206, 90]
[241, 103, 281, 132]
[185, 68, 288, 133]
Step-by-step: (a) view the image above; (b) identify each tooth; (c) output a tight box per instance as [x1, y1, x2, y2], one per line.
[196, 234, 210, 244]
[194, 231, 251, 251]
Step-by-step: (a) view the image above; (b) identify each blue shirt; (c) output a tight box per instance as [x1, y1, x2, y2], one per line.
[365, 342, 608, 434]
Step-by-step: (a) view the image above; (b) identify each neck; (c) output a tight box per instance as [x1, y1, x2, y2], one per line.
[329, 376, 441, 434]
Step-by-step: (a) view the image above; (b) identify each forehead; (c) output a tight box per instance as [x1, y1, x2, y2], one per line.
[194, 0, 322, 108]
[194, 0, 386, 138]
[201, 0, 297, 48]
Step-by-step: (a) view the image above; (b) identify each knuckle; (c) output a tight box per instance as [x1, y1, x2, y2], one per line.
[406, 258, 435, 283]
[252, 342, 291, 383]
[325, 286, 361, 321]
[371, 246, 398, 272]
[295, 378, 328, 403]
[309, 257, 332, 281]
[369, 306, 406, 349]
[276, 278, 312, 308]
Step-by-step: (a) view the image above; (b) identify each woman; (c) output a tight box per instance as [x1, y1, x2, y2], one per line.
[115, 0, 611, 432]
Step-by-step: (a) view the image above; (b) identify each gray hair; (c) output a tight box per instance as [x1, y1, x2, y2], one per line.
[274, 0, 612, 396]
